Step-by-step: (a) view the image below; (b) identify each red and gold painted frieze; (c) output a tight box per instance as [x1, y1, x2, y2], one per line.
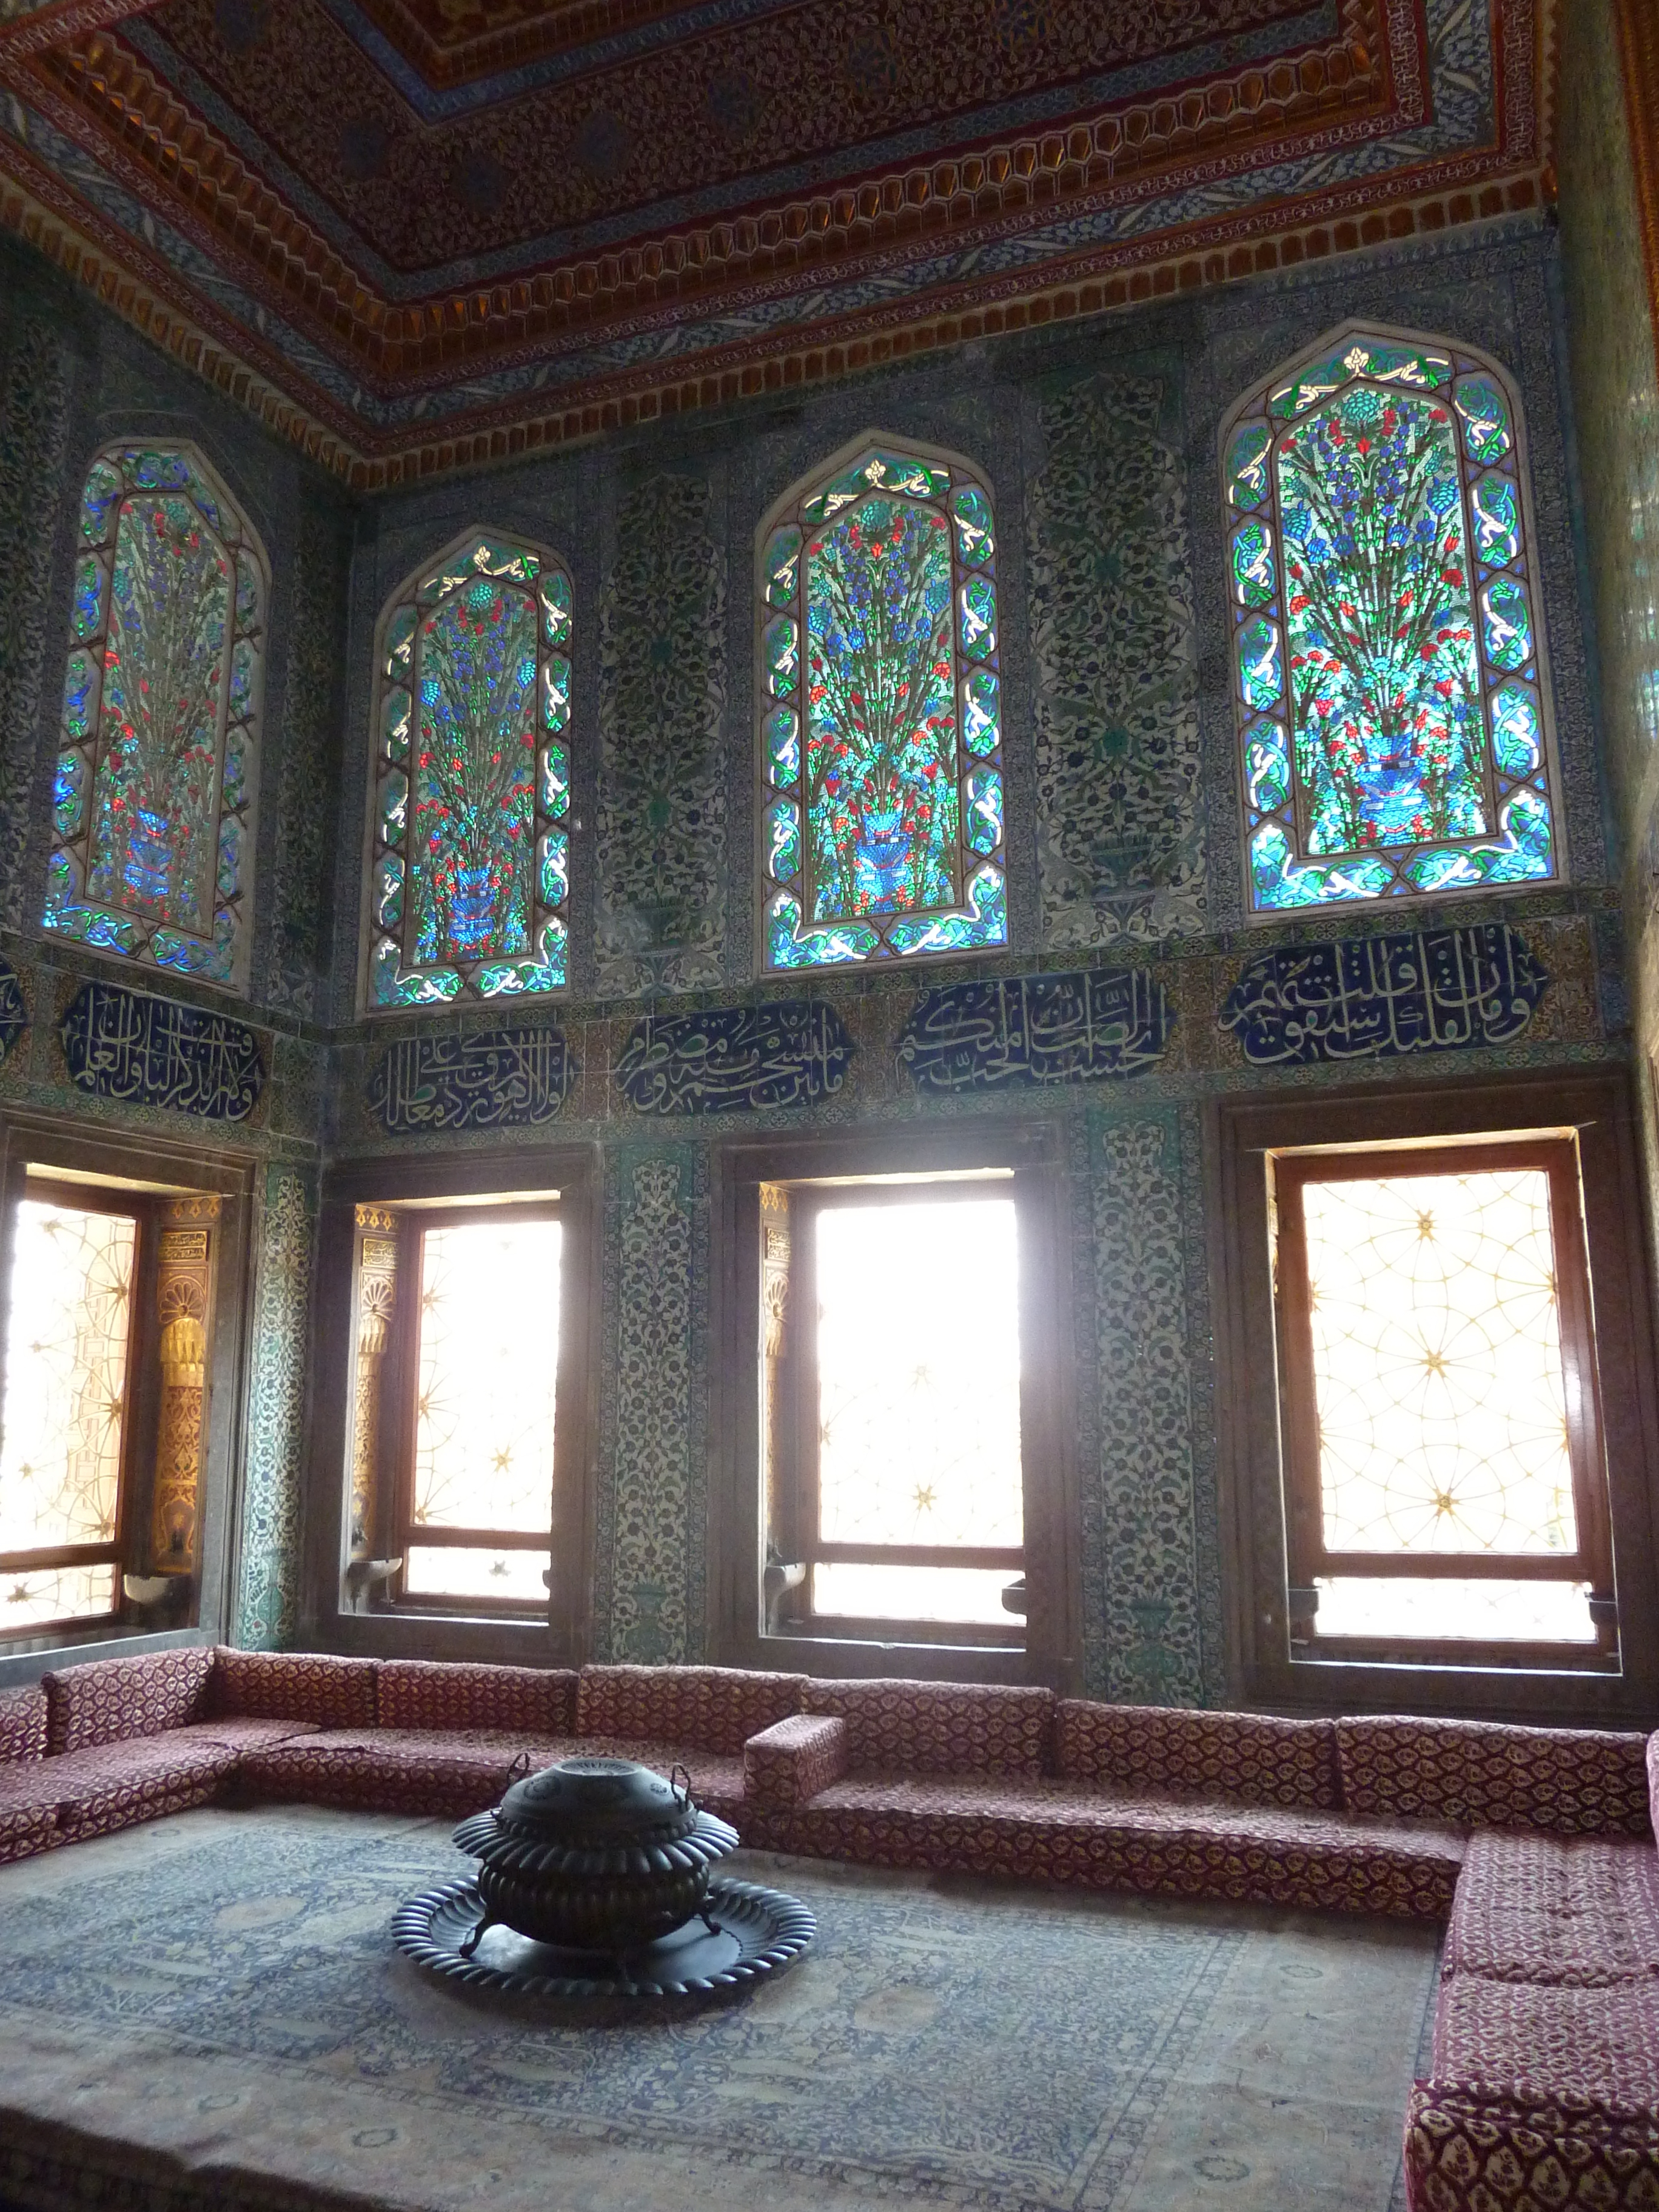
[0, 0, 1561, 484]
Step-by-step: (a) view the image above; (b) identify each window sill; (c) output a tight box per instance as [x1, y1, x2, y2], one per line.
[0, 1624, 213, 1691]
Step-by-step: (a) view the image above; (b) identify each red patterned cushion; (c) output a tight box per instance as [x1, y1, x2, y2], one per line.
[1444, 1831, 1659, 1986]
[208, 1649, 378, 1731]
[1433, 1972, 1659, 2107]
[0, 1683, 47, 1763]
[1056, 1700, 1340, 1811]
[40, 1736, 237, 1844]
[173, 1717, 324, 1752]
[576, 1666, 805, 1756]
[800, 1678, 1054, 1780]
[1338, 1716, 1651, 1837]
[744, 1715, 850, 1813]
[0, 1802, 56, 1865]
[785, 1779, 1464, 1919]
[240, 1730, 583, 1820]
[42, 1646, 215, 1754]
[379, 1661, 577, 1737]
[1406, 2083, 1659, 2212]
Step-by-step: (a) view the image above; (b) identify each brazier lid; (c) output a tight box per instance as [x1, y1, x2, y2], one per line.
[496, 1755, 701, 1846]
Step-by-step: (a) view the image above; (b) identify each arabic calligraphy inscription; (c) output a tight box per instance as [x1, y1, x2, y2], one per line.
[898, 969, 1175, 1093]
[616, 1002, 853, 1114]
[366, 1025, 575, 1133]
[60, 980, 265, 1121]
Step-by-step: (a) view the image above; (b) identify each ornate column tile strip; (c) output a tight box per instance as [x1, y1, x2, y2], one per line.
[0, 957, 26, 1062]
[233, 1165, 313, 1651]
[59, 979, 266, 1119]
[1221, 922, 1548, 1066]
[348, 1205, 398, 1561]
[615, 1002, 852, 1114]
[1616, 0, 1659, 364]
[149, 1192, 218, 1574]
[898, 968, 1174, 1093]
[366, 1025, 575, 1133]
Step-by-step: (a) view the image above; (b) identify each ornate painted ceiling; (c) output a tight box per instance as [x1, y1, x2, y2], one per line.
[0, 0, 1558, 484]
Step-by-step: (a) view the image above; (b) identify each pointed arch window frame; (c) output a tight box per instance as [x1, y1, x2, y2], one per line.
[361, 525, 574, 1015]
[757, 432, 1009, 971]
[44, 441, 269, 994]
[1220, 322, 1567, 919]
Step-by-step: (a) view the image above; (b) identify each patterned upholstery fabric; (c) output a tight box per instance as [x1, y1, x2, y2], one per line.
[39, 1736, 238, 1845]
[0, 1684, 47, 1764]
[239, 1731, 584, 1821]
[800, 1679, 1055, 1780]
[0, 1801, 57, 1865]
[785, 1779, 1465, 1919]
[1336, 1715, 1652, 1837]
[378, 1661, 578, 1737]
[208, 1648, 379, 1731]
[173, 1717, 324, 1752]
[1433, 1972, 1659, 2108]
[744, 1715, 850, 1813]
[42, 1646, 215, 1754]
[1055, 1700, 1340, 1812]
[575, 1666, 805, 1756]
[1443, 1831, 1659, 1986]
[1406, 2084, 1659, 2212]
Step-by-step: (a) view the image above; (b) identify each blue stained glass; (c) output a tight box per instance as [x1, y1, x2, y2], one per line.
[1238, 616, 1283, 711]
[959, 573, 996, 660]
[216, 817, 241, 898]
[951, 486, 994, 565]
[62, 651, 96, 740]
[72, 558, 102, 642]
[81, 460, 121, 543]
[54, 750, 86, 837]
[1250, 819, 1393, 908]
[1227, 422, 1273, 509]
[965, 768, 1003, 854]
[235, 553, 260, 628]
[887, 865, 1005, 954]
[130, 451, 192, 492]
[766, 799, 800, 880]
[767, 890, 877, 968]
[964, 667, 1000, 757]
[374, 854, 404, 928]
[541, 740, 569, 816]
[538, 828, 569, 907]
[764, 526, 802, 608]
[1472, 477, 1520, 568]
[803, 449, 950, 526]
[223, 729, 245, 811]
[765, 615, 798, 698]
[1482, 575, 1532, 671]
[1490, 684, 1541, 776]
[1245, 722, 1291, 813]
[765, 705, 800, 782]
[543, 655, 571, 731]
[1232, 521, 1275, 606]
[1455, 377, 1512, 464]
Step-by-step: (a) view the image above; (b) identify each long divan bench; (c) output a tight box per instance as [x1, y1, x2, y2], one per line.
[2, 1647, 1656, 2210]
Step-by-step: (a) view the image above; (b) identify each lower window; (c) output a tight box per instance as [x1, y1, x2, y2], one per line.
[1270, 1133, 1615, 1667]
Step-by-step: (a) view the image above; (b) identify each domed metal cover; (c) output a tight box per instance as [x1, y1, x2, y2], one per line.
[500, 1755, 700, 1846]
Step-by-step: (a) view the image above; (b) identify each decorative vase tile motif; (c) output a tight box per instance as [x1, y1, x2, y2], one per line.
[234, 1166, 314, 1651]
[59, 979, 266, 1121]
[0, 317, 70, 934]
[596, 476, 728, 996]
[897, 968, 1173, 1093]
[1027, 373, 1205, 945]
[1221, 923, 1548, 1066]
[1091, 1114, 1205, 1707]
[366, 1024, 574, 1132]
[616, 1002, 851, 1113]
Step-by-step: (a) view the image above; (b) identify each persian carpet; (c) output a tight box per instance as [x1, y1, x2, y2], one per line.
[0, 1805, 1439, 2212]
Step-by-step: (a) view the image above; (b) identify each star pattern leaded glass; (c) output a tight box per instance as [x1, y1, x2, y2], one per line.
[45, 446, 266, 987]
[760, 443, 1007, 967]
[367, 531, 571, 1009]
[0, 1200, 136, 1634]
[1224, 331, 1561, 911]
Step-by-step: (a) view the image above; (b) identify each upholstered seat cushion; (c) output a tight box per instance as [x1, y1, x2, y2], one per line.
[0, 1797, 58, 1865]
[0, 1734, 238, 1845]
[744, 1714, 849, 1813]
[1433, 1970, 1659, 2108]
[1337, 1715, 1652, 1838]
[238, 1730, 584, 1820]
[575, 1666, 805, 1756]
[1056, 1700, 1340, 1812]
[207, 1649, 378, 1731]
[1406, 2083, 1659, 2212]
[800, 1678, 1054, 1780]
[787, 1777, 1466, 1919]
[1443, 1831, 1659, 1986]
[0, 1683, 48, 1765]
[172, 1717, 324, 1752]
[378, 1660, 578, 1737]
[42, 1646, 215, 1754]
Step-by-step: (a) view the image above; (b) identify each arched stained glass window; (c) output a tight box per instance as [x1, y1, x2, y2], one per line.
[1222, 326, 1563, 913]
[365, 528, 571, 1010]
[759, 438, 1007, 968]
[45, 445, 267, 988]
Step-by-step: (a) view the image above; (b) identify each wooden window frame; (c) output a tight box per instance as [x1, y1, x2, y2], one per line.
[311, 1146, 598, 1666]
[711, 1123, 1081, 1689]
[1272, 1134, 1616, 1671]
[1212, 1068, 1659, 1723]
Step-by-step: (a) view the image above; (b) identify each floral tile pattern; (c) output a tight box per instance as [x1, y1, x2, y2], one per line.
[233, 1165, 315, 1651]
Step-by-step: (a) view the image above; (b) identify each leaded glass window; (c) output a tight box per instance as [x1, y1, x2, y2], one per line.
[366, 529, 571, 1010]
[759, 439, 1007, 967]
[1223, 327, 1563, 913]
[45, 446, 266, 988]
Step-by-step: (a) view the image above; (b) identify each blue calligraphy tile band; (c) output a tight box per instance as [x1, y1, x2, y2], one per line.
[898, 969, 1175, 1093]
[60, 980, 265, 1121]
[1221, 924, 1548, 1066]
[617, 1002, 853, 1114]
[367, 1026, 575, 1133]
[0, 959, 25, 1064]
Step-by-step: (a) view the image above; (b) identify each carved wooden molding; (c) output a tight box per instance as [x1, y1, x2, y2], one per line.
[1616, 0, 1659, 364]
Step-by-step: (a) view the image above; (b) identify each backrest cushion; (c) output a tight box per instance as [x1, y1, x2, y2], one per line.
[1649, 1735, 1659, 1848]
[576, 1666, 806, 1756]
[802, 1678, 1054, 1780]
[43, 1646, 215, 1755]
[208, 1649, 378, 1732]
[0, 1683, 48, 1763]
[1338, 1715, 1652, 1837]
[379, 1660, 577, 1737]
[1056, 1701, 1340, 1812]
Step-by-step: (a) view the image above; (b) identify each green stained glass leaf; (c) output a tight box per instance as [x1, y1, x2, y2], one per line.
[54, 749, 85, 838]
[539, 828, 569, 907]
[1238, 616, 1283, 712]
[229, 638, 256, 722]
[1472, 477, 1520, 568]
[951, 486, 994, 565]
[965, 767, 1002, 854]
[223, 729, 246, 811]
[374, 853, 404, 930]
[886, 865, 1007, 954]
[803, 449, 950, 525]
[1490, 683, 1541, 777]
[764, 525, 802, 609]
[959, 572, 996, 661]
[1482, 575, 1532, 672]
[540, 568, 572, 647]
[1456, 377, 1513, 464]
[764, 614, 799, 699]
[384, 606, 417, 683]
[1269, 354, 1350, 421]
[72, 556, 103, 642]
[543, 654, 571, 731]
[235, 551, 260, 628]
[767, 890, 877, 968]
[766, 798, 800, 881]
[61, 651, 97, 741]
[764, 705, 800, 785]
[1227, 422, 1273, 509]
[1231, 520, 1275, 606]
[378, 767, 408, 843]
[964, 666, 1000, 757]
[81, 461, 122, 545]
[1245, 720, 1291, 814]
[381, 684, 411, 763]
[1249, 820, 1392, 911]
[216, 816, 242, 899]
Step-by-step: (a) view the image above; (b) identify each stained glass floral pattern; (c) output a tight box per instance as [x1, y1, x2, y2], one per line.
[367, 531, 571, 1009]
[760, 443, 1008, 967]
[1224, 332, 1561, 912]
[45, 447, 266, 987]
